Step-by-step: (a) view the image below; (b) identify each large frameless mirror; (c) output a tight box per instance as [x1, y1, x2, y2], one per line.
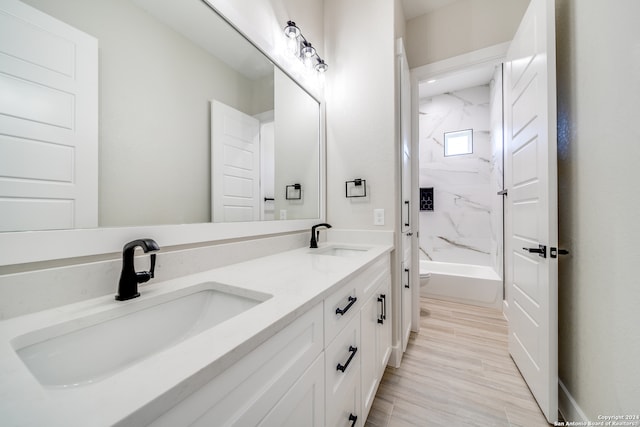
[1, 0, 321, 232]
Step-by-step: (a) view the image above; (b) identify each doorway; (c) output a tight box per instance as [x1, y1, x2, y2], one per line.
[412, 46, 507, 306]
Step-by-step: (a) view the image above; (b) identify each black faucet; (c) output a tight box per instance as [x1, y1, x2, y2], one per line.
[310, 223, 332, 248]
[116, 238, 160, 301]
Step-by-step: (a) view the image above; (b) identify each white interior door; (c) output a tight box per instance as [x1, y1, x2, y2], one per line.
[504, 0, 558, 422]
[0, 0, 98, 231]
[211, 100, 260, 223]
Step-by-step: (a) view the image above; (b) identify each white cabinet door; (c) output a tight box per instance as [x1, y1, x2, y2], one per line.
[360, 292, 380, 419]
[259, 354, 324, 427]
[398, 38, 414, 353]
[377, 278, 392, 375]
[360, 276, 392, 421]
[401, 258, 412, 352]
[149, 304, 323, 427]
[326, 372, 361, 427]
[326, 313, 361, 415]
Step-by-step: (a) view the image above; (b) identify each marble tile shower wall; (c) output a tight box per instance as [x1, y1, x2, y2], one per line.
[489, 68, 504, 278]
[419, 85, 498, 267]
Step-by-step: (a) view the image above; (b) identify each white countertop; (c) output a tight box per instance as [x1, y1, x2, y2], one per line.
[0, 237, 393, 427]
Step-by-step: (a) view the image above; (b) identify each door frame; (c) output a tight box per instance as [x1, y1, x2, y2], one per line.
[410, 42, 509, 330]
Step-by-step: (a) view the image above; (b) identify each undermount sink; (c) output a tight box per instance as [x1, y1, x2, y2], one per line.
[12, 282, 271, 388]
[314, 246, 370, 257]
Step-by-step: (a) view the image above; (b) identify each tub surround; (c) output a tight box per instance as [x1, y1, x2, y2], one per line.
[418, 84, 500, 268]
[0, 231, 393, 426]
[419, 259, 502, 309]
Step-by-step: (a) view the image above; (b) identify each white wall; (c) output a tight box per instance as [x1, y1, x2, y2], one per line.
[22, 0, 271, 227]
[406, 0, 529, 69]
[274, 68, 320, 220]
[324, 0, 397, 231]
[556, 0, 640, 418]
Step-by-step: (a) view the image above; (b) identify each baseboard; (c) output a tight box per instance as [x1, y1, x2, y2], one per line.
[559, 380, 589, 422]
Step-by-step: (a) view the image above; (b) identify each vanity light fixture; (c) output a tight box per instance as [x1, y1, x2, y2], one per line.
[283, 20, 328, 73]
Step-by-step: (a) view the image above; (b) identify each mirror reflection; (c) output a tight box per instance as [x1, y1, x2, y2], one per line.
[1, 0, 320, 231]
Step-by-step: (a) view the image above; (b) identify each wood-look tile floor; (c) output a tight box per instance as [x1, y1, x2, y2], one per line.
[365, 297, 551, 427]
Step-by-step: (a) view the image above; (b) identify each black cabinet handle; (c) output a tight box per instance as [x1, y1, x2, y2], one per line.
[335, 296, 357, 316]
[404, 268, 410, 288]
[377, 296, 384, 324]
[404, 200, 410, 227]
[348, 413, 358, 426]
[381, 294, 386, 320]
[336, 346, 358, 372]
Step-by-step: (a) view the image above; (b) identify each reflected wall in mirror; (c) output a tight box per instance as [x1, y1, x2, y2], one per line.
[1, 0, 320, 231]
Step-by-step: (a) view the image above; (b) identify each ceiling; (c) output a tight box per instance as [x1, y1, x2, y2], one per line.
[401, 0, 460, 20]
[418, 61, 500, 100]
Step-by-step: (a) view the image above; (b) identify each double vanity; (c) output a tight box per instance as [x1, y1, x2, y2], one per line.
[0, 233, 393, 426]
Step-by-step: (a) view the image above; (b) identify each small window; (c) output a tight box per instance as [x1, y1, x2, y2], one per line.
[444, 129, 473, 157]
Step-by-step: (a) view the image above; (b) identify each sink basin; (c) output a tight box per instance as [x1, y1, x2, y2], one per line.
[12, 282, 271, 388]
[314, 246, 370, 257]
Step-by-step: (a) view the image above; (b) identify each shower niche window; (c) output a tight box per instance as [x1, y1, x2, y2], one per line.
[444, 129, 473, 156]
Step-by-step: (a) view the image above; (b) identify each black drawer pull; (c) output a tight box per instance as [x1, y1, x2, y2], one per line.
[335, 296, 357, 316]
[377, 296, 384, 324]
[336, 346, 358, 372]
[349, 413, 358, 426]
[381, 294, 386, 320]
[404, 268, 410, 288]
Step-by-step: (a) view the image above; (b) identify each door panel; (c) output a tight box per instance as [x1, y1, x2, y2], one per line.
[0, 0, 98, 231]
[211, 100, 260, 223]
[504, 0, 558, 422]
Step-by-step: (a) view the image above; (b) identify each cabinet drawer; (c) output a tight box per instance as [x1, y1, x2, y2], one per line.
[325, 312, 360, 414]
[325, 254, 390, 346]
[325, 279, 360, 346]
[325, 372, 361, 427]
[149, 302, 323, 427]
[359, 255, 391, 303]
[258, 353, 325, 427]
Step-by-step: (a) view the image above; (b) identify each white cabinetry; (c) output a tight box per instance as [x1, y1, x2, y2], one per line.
[325, 314, 361, 427]
[149, 253, 391, 427]
[360, 269, 392, 420]
[325, 253, 392, 426]
[259, 354, 325, 427]
[149, 303, 324, 427]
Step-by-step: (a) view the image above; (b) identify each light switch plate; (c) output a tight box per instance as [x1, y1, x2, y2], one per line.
[373, 209, 384, 226]
[279, 210, 287, 220]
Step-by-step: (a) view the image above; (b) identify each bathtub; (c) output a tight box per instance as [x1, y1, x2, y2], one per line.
[419, 260, 503, 309]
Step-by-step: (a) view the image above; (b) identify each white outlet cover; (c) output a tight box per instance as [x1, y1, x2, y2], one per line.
[373, 209, 385, 226]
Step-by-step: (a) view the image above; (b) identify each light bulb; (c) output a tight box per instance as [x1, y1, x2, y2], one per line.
[284, 21, 300, 39]
[315, 59, 328, 73]
[301, 42, 316, 58]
